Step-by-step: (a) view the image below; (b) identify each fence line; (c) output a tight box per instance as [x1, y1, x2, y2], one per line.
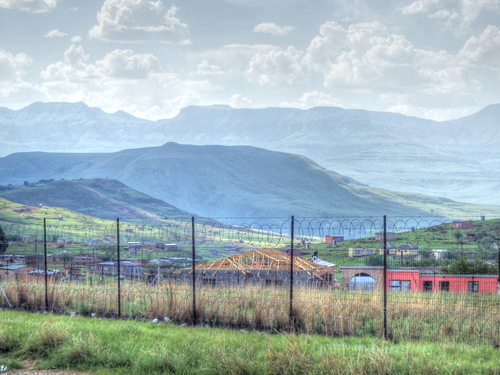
[0, 215, 499, 344]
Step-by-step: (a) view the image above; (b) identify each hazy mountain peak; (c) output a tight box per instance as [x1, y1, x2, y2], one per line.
[1, 101, 500, 206]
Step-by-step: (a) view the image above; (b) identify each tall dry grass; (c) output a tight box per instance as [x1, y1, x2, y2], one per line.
[0, 276, 498, 344]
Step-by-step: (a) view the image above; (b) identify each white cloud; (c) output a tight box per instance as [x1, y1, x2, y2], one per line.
[230, 94, 253, 108]
[0, 48, 37, 104]
[284, 91, 342, 109]
[253, 22, 294, 36]
[41, 45, 160, 81]
[37, 45, 217, 119]
[43, 72, 211, 119]
[97, 49, 159, 79]
[45, 29, 67, 38]
[196, 60, 224, 75]
[401, 0, 441, 15]
[40, 45, 98, 81]
[89, 0, 190, 43]
[305, 21, 421, 87]
[246, 46, 304, 85]
[0, 0, 57, 13]
[0, 48, 32, 81]
[71, 36, 82, 43]
[401, 0, 500, 34]
[456, 25, 500, 66]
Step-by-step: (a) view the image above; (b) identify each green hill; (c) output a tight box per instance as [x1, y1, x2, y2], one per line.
[0, 178, 199, 223]
[1, 143, 499, 219]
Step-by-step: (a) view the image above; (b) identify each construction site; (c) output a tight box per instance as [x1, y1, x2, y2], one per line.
[176, 248, 338, 288]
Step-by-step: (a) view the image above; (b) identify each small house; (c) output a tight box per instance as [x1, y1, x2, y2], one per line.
[375, 232, 397, 241]
[165, 243, 179, 251]
[57, 237, 73, 247]
[349, 248, 376, 257]
[0, 264, 29, 279]
[122, 261, 144, 278]
[127, 242, 141, 252]
[380, 243, 419, 256]
[325, 235, 344, 244]
[95, 261, 117, 276]
[432, 249, 450, 260]
[452, 221, 474, 229]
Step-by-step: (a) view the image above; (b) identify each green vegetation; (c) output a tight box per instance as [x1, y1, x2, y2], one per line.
[0, 311, 498, 374]
[0, 224, 8, 254]
[0, 196, 114, 227]
[311, 218, 500, 270]
[441, 257, 497, 274]
[0, 178, 198, 224]
[1, 280, 498, 344]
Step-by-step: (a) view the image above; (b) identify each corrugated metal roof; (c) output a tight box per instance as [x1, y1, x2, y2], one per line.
[0, 264, 27, 270]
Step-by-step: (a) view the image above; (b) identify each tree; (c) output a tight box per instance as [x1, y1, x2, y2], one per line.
[0, 225, 9, 254]
[364, 255, 383, 266]
[100, 245, 116, 261]
[441, 257, 496, 275]
[453, 230, 463, 251]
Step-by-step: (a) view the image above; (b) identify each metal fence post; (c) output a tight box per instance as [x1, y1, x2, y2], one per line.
[192, 216, 197, 325]
[383, 215, 388, 340]
[117, 218, 121, 318]
[289, 215, 294, 329]
[43, 218, 48, 312]
[497, 243, 500, 295]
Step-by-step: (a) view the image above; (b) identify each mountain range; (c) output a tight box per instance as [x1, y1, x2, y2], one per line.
[1, 101, 499, 206]
[0, 143, 498, 219]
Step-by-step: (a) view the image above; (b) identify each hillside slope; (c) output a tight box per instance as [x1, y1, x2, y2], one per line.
[1, 102, 499, 204]
[1, 143, 498, 219]
[0, 178, 199, 222]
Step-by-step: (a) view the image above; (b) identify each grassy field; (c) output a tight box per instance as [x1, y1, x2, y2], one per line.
[320, 218, 500, 252]
[0, 310, 499, 375]
[1, 279, 498, 345]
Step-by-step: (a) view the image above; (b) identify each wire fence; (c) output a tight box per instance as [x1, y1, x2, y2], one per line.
[0, 215, 499, 344]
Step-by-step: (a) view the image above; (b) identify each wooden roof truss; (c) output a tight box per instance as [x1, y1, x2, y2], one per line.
[192, 249, 336, 280]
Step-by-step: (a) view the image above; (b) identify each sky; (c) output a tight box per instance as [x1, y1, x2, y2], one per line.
[0, 0, 499, 121]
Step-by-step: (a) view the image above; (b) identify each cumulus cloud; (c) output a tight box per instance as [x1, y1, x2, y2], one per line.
[401, 0, 500, 34]
[230, 94, 253, 108]
[45, 29, 67, 38]
[304, 21, 421, 87]
[253, 22, 294, 36]
[0, 0, 57, 13]
[0, 48, 32, 81]
[89, 0, 190, 43]
[71, 36, 83, 43]
[41, 45, 159, 81]
[196, 60, 224, 75]
[457, 25, 500, 66]
[284, 91, 342, 109]
[401, 0, 441, 15]
[246, 46, 304, 85]
[97, 49, 159, 78]
[37, 45, 216, 119]
[41, 45, 98, 81]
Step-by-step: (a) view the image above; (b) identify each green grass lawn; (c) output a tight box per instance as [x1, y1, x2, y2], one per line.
[0, 311, 499, 374]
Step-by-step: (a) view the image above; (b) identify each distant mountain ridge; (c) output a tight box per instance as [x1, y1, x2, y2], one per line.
[1, 102, 499, 205]
[0, 143, 498, 219]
